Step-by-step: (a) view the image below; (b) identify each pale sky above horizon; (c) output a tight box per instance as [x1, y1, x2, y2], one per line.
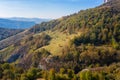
[0, 0, 104, 19]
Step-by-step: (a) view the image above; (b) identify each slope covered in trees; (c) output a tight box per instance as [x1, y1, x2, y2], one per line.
[0, 0, 120, 80]
[0, 28, 23, 41]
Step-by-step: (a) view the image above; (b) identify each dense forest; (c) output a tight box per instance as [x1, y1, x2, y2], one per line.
[0, 28, 23, 41]
[0, 0, 120, 80]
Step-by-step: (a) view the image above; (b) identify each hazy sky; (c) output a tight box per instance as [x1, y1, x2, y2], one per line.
[0, 0, 103, 19]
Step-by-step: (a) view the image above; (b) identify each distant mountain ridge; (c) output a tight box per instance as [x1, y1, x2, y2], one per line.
[0, 18, 35, 29]
[0, 17, 50, 29]
[7, 17, 51, 24]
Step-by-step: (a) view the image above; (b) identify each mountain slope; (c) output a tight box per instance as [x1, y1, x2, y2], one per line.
[0, 28, 23, 41]
[0, 0, 120, 79]
[102, 0, 120, 11]
[0, 0, 120, 80]
[0, 0, 120, 63]
[29, 0, 120, 34]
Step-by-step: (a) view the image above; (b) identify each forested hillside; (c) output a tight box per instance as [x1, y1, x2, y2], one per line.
[0, 28, 23, 41]
[0, 0, 120, 80]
